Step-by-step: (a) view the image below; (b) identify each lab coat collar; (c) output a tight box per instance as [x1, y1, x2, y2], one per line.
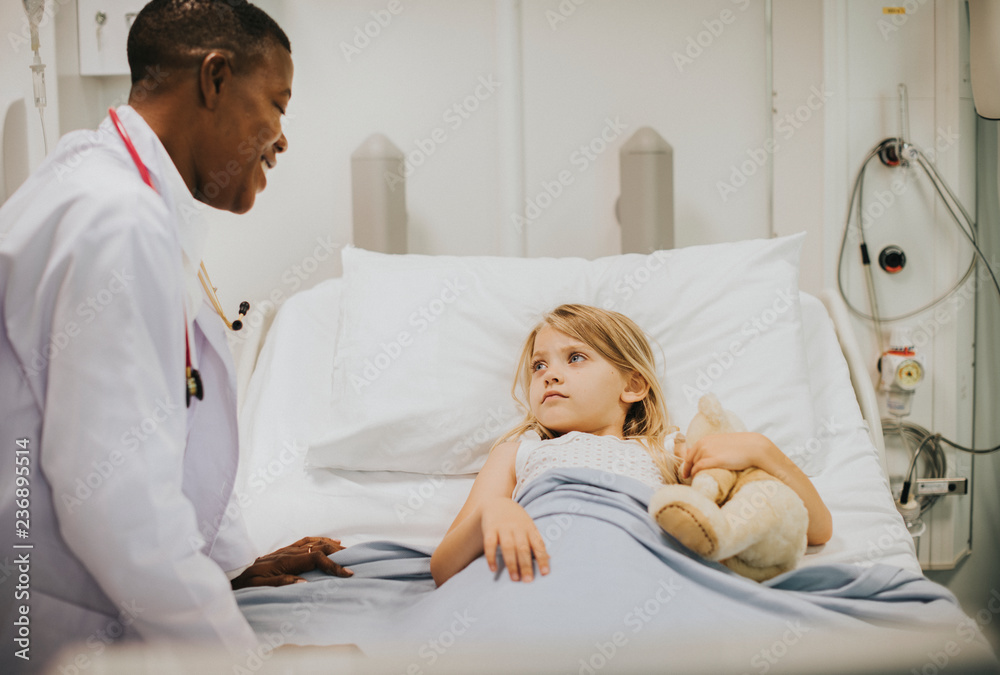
[107, 106, 208, 268]
[105, 106, 209, 324]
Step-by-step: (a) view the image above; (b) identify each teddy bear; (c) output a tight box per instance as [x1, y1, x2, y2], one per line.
[647, 393, 808, 581]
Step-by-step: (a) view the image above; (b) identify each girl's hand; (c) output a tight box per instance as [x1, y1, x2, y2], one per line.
[681, 432, 774, 480]
[480, 497, 550, 582]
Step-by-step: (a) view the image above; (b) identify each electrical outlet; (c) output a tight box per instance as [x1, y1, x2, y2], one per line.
[914, 477, 969, 496]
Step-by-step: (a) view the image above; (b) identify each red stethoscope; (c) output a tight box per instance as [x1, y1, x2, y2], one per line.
[108, 107, 249, 407]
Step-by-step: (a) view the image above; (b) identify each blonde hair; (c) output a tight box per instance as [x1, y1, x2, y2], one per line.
[494, 303, 679, 484]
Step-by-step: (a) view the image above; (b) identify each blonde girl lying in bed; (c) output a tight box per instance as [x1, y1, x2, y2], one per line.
[429, 303, 832, 586]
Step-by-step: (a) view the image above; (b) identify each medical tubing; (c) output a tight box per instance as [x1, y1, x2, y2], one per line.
[841, 147, 887, 353]
[837, 145, 981, 324]
[840, 139, 1000, 455]
[37, 106, 48, 156]
[885, 418, 946, 514]
[859, 191, 887, 353]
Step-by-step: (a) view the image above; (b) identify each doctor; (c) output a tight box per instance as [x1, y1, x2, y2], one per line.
[0, 1, 348, 671]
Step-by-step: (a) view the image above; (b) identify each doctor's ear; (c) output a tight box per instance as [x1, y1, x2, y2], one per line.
[621, 371, 650, 404]
[199, 51, 233, 108]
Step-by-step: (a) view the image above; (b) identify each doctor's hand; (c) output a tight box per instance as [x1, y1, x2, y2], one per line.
[231, 536, 353, 589]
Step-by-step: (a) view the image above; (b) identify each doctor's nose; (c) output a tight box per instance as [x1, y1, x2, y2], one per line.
[274, 131, 288, 154]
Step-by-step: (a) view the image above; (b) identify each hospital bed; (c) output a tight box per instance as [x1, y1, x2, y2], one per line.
[205, 233, 998, 674]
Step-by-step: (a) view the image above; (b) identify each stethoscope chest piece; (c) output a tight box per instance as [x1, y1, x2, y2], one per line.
[186, 366, 204, 407]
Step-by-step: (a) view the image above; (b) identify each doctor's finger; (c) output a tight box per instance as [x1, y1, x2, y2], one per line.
[312, 552, 354, 578]
[290, 536, 343, 551]
[247, 573, 307, 587]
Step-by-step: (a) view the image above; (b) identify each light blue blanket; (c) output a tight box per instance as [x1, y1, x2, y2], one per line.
[236, 468, 989, 660]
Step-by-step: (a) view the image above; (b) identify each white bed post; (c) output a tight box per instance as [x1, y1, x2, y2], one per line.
[497, 0, 527, 257]
[617, 127, 674, 254]
[351, 133, 407, 254]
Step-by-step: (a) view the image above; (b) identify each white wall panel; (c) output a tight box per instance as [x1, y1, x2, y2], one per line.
[520, 0, 770, 258]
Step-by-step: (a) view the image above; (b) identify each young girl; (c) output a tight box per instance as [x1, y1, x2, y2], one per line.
[429, 304, 831, 586]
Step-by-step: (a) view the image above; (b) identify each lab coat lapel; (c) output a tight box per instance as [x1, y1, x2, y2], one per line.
[194, 300, 238, 393]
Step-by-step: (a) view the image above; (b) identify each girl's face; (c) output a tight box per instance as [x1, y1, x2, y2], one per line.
[528, 325, 644, 437]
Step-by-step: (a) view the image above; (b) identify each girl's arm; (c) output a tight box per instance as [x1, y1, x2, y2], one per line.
[679, 432, 833, 546]
[430, 441, 551, 586]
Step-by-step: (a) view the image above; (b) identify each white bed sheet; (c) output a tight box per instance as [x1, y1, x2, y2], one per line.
[232, 280, 921, 576]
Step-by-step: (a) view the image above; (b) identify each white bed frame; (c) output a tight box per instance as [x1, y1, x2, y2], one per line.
[817, 290, 887, 472]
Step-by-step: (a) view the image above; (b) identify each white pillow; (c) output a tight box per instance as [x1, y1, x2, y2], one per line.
[310, 233, 821, 475]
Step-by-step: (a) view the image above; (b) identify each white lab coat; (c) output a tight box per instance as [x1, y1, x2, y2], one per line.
[0, 107, 259, 671]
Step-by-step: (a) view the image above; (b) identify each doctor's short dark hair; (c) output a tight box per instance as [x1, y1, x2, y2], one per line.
[127, 0, 291, 87]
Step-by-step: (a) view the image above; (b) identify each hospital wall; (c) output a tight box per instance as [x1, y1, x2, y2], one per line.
[1, 0, 997, 648]
[198, 0, 782, 310]
[0, 0, 58, 203]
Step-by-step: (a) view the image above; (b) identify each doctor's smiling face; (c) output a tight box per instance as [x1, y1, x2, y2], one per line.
[126, 0, 293, 215]
[195, 42, 293, 214]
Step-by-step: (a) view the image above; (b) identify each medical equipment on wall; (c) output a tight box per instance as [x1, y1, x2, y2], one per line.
[21, 0, 48, 155]
[837, 83, 1000, 564]
[877, 326, 926, 418]
[107, 107, 250, 405]
[351, 133, 407, 254]
[76, 0, 145, 75]
[617, 127, 674, 253]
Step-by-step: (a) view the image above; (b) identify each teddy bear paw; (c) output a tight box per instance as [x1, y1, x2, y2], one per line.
[648, 485, 723, 558]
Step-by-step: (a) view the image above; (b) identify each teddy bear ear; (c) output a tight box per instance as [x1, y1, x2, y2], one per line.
[725, 411, 748, 433]
[698, 393, 724, 417]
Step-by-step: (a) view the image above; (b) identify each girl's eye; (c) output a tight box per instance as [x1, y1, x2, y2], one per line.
[569, 353, 585, 363]
[531, 361, 546, 372]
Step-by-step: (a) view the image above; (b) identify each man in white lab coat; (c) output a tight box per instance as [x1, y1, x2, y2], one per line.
[0, 1, 348, 672]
